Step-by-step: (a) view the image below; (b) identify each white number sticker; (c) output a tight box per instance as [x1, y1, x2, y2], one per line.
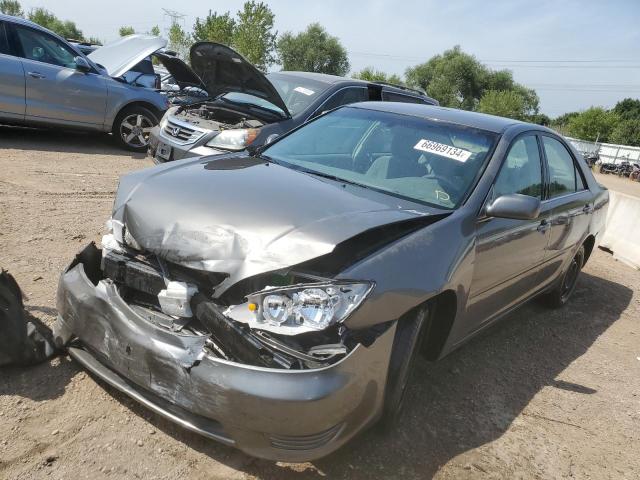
[413, 139, 472, 162]
[294, 86, 315, 96]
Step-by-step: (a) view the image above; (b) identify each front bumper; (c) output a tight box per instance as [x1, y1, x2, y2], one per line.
[55, 246, 395, 462]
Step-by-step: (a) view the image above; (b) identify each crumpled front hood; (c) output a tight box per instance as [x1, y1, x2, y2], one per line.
[112, 155, 440, 294]
[88, 34, 167, 78]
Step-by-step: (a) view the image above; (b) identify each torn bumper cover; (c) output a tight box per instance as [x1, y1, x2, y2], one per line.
[55, 245, 395, 462]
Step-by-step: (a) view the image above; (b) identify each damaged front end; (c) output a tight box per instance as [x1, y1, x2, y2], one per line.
[54, 240, 396, 461]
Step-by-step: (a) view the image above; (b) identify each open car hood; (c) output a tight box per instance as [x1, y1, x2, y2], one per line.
[155, 52, 207, 91]
[88, 34, 167, 78]
[188, 42, 290, 116]
[111, 155, 443, 295]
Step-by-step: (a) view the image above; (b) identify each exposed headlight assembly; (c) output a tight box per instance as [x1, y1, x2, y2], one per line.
[206, 128, 259, 151]
[226, 282, 373, 335]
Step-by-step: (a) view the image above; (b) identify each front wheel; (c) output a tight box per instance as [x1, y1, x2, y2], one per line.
[542, 245, 585, 308]
[113, 106, 158, 152]
[378, 306, 431, 430]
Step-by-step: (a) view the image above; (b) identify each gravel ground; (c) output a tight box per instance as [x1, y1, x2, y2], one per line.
[1, 127, 639, 480]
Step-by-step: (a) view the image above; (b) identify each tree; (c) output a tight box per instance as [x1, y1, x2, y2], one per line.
[610, 119, 640, 147]
[352, 67, 403, 84]
[277, 23, 349, 76]
[612, 98, 640, 121]
[119, 26, 135, 37]
[405, 45, 539, 116]
[27, 8, 83, 39]
[0, 0, 23, 16]
[566, 107, 617, 142]
[149, 25, 161, 37]
[86, 37, 102, 45]
[233, 1, 277, 71]
[193, 10, 235, 45]
[167, 22, 191, 60]
[477, 90, 528, 120]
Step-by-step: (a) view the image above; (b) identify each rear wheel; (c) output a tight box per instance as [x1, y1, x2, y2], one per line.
[542, 245, 585, 308]
[379, 306, 431, 430]
[113, 106, 158, 152]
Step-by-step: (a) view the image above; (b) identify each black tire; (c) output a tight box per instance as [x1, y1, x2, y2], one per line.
[542, 245, 585, 308]
[112, 105, 158, 152]
[378, 306, 431, 430]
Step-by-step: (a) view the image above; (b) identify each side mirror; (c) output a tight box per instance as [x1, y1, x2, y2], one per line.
[485, 193, 541, 220]
[74, 56, 91, 73]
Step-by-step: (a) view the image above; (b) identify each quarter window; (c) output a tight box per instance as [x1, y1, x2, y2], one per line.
[494, 135, 543, 199]
[14, 25, 78, 68]
[543, 136, 582, 198]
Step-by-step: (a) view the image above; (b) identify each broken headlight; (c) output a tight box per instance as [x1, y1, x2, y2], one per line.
[244, 282, 373, 334]
[206, 128, 259, 151]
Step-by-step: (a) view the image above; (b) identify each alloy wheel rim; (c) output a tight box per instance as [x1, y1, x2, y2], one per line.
[120, 114, 153, 147]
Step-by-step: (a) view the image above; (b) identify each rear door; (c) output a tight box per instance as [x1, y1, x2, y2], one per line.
[536, 134, 593, 287]
[466, 133, 551, 329]
[11, 23, 107, 127]
[0, 20, 25, 120]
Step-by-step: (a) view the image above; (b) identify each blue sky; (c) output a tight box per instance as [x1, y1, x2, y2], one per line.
[23, 0, 640, 116]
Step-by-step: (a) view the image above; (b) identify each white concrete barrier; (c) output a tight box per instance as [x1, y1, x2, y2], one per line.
[599, 191, 640, 269]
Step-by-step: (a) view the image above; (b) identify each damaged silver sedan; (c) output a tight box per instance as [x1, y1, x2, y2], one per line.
[55, 102, 608, 461]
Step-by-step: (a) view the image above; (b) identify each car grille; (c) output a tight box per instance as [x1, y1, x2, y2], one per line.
[269, 423, 344, 451]
[162, 117, 206, 145]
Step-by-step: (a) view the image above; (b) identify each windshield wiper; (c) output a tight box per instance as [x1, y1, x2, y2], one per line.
[297, 169, 372, 190]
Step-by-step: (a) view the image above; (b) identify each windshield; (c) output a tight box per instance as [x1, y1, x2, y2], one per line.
[262, 107, 498, 209]
[222, 91, 286, 116]
[267, 73, 330, 116]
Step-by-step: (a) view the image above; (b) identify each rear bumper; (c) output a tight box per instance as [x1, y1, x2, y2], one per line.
[55, 246, 394, 461]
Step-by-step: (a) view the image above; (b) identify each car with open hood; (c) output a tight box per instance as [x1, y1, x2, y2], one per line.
[0, 14, 169, 151]
[55, 102, 608, 461]
[147, 41, 438, 163]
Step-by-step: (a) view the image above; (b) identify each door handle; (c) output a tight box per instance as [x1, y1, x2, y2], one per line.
[27, 71, 46, 79]
[582, 205, 593, 214]
[537, 220, 550, 233]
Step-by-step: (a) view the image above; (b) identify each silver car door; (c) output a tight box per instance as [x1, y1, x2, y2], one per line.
[12, 23, 107, 127]
[0, 21, 25, 120]
[466, 134, 550, 330]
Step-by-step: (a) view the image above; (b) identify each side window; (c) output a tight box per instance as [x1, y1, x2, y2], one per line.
[542, 136, 581, 198]
[382, 91, 427, 104]
[494, 135, 543, 199]
[319, 87, 368, 113]
[0, 22, 9, 55]
[14, 25, 78, 68]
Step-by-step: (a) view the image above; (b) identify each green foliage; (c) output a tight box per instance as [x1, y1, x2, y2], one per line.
[0, 0, 22, 16]
[566, 107, 617, 142]
[27, 8, 83, 40]
[610, 119, 640, 147]
[233, 1, 277, 71]
[86, 37, 102, 46]
[477, 90, 527, 120]
[276, 23, 349, 76]
[193, 10, 235, 45]
[149, 25, 161, 37]
[529, 113, 551, 126]
[352, 67, 403, 84]
[612, 98, 640, 121]
[405, 45, 539, 119]
[167, 22, 191, 60]
[118, 26, 135, 37]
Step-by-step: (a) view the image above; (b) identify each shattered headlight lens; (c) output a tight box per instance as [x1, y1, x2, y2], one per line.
[206, 128, 259, 151]
[247, 282, 373, 333]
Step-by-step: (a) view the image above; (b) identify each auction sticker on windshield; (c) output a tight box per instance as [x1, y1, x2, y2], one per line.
[414, 139, 472, 162]
[294, 86, 315, 96]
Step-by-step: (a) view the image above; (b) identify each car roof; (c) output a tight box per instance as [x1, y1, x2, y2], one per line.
[0, 13, 45, 30]
[348, 102, 541, 134]
[269, 71, 437, 103]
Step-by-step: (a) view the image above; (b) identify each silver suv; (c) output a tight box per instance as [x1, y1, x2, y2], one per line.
[0, 14, 169, 151]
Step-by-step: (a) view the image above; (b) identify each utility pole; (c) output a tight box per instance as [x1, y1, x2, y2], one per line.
[162, 8, 186, 31]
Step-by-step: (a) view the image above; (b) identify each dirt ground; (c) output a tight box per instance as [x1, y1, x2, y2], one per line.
[1, 126, 639, 480]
